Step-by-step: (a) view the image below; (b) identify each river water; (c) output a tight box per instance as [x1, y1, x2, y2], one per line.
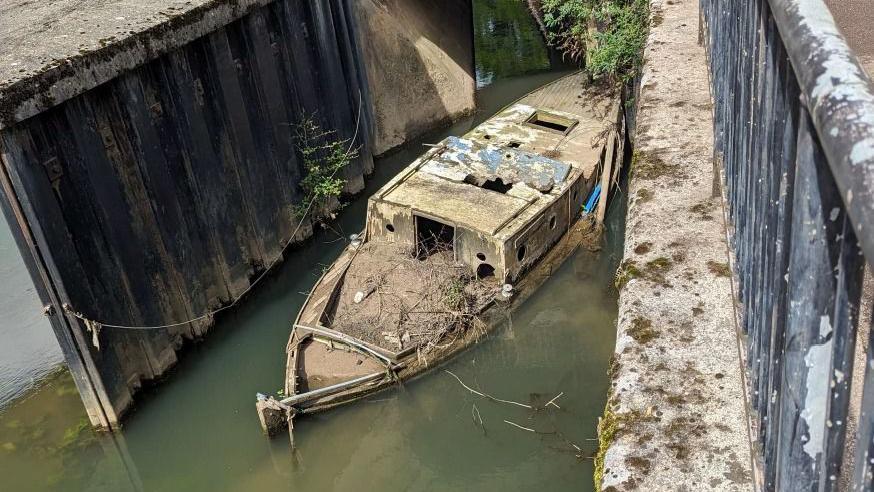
[0, 216, 62, 408]
[0, 1, 625, 490]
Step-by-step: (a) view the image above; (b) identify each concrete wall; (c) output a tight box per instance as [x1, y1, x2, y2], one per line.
[597, 1, 753, 489]
[353, 0, 477, 155]
[0, 0, 474, 428]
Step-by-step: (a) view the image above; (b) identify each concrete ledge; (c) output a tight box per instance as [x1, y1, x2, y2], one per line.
[598, 0, 754, 489]
[0, 0, 275, 128]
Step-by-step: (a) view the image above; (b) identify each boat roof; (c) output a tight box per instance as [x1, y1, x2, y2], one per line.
[372, 77, 615, 239]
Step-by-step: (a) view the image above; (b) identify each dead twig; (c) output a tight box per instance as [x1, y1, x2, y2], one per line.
[545, 392, 564, 409]
[504, 419, 536, 432]
[444, 370, 532, 409]
[471, 404, 486, 436]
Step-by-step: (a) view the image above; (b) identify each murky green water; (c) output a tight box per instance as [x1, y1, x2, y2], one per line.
[0, 218, 61, 407]
[473, 0, 562, 86]
[0, 2, 624, 490]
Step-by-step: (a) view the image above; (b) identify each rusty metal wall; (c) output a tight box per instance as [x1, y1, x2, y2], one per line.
[0, 0, 373, 427]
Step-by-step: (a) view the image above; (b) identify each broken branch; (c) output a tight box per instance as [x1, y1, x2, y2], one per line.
[444, 370, 532, 409]
[504, 420, 535, 432]
[545, 392, 564, 409]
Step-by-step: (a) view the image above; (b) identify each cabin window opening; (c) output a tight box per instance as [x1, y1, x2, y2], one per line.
[549, 215, 557, 230]
[481, 178, 512, 194]
[476, 263, 495, 279]
[415, 215, 454, 259]
[385, 223, 395, 233]
[476, 252, 486, 261]
[517, 244, 527, 262]
[525, 111, 577, 135]
[507, 141, 521, 148]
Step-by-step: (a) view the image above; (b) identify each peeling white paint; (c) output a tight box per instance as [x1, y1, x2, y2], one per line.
[790, 0, 874, 168]
[819, 315, 833, 337]
[801, 336, 834, 461]
[851, 141, 874, 166]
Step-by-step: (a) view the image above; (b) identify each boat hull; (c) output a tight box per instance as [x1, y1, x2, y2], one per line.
[278, 215, 596, 421]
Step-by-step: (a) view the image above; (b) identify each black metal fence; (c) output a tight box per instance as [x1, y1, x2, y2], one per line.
[700, 0, 874, 489]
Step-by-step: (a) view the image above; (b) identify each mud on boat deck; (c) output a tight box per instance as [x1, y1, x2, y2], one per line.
[290, 241, 498, 393]
[296, 341, 384, 392]
[328, 242, 497, 352]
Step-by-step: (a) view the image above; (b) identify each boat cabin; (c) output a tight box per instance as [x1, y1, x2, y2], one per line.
[365, 102, 607, 283]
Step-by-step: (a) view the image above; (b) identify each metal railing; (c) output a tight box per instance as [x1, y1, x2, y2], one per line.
[700, 0, 874, 489]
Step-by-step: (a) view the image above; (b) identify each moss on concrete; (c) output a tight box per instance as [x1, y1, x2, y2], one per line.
[615, 255, 674, 290]
[615, 259, 642, 290]
[706, 260, 731, 277]
[594, 404, 655, 490]
[641, 257, 673, 287]
[690, 202, 714, 220]
[632, 150, 676, 180]
[634, 242, 652, 255]
[628, 316, 658, 343]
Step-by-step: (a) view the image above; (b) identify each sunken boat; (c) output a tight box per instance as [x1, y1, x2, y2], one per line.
[257, 72, 624, 437]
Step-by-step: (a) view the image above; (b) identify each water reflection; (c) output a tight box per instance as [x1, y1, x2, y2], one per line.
[474, 0, 569, 87]
[0, 217, 61, 408]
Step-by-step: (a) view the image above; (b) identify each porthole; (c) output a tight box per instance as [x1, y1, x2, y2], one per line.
[476, 263, 495, 279]
[549, 215, 557, 230]
[476, 252, 486, 261]
[517, 245, 527, 262]
[386, 223, 395, 233]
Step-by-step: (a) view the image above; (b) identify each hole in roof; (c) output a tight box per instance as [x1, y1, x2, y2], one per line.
[517, 245, 527, 262]
[507, 141, 521, 148]
[481, 178, 512, 194]
[385, 223, 395, 233]
[483, 134, 491, 140]
[526, 111, 577, 135]
[476, 252, 486, 261]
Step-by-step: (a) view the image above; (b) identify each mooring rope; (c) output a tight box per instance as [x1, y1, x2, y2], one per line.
[62, 94, 364, 333]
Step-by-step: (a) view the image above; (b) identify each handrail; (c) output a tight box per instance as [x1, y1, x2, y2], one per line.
[700, 0, 874, 489]
[768, 0, 874, 264]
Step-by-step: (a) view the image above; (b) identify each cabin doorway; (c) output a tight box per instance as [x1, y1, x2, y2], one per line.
[415, 215, 454, 258]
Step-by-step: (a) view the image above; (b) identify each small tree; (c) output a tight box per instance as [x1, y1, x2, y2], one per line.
[292, 116, 358, 221]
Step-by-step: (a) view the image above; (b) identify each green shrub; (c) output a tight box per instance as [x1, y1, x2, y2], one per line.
[292, 116, 358, 220]
[541, 0, 649, 83]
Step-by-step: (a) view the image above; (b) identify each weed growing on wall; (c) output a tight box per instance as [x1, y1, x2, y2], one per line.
[292, 116, 358, 221]
[540, 0, 649, 83]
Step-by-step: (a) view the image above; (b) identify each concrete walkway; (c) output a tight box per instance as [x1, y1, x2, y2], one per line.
[825, 0, 874, 76]
[598, 0, 754, 490]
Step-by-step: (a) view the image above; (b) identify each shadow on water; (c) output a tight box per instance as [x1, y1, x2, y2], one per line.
[0, 1, 625, 490]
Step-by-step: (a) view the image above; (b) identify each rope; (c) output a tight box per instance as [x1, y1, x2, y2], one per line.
[63, 94, 364, 331]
